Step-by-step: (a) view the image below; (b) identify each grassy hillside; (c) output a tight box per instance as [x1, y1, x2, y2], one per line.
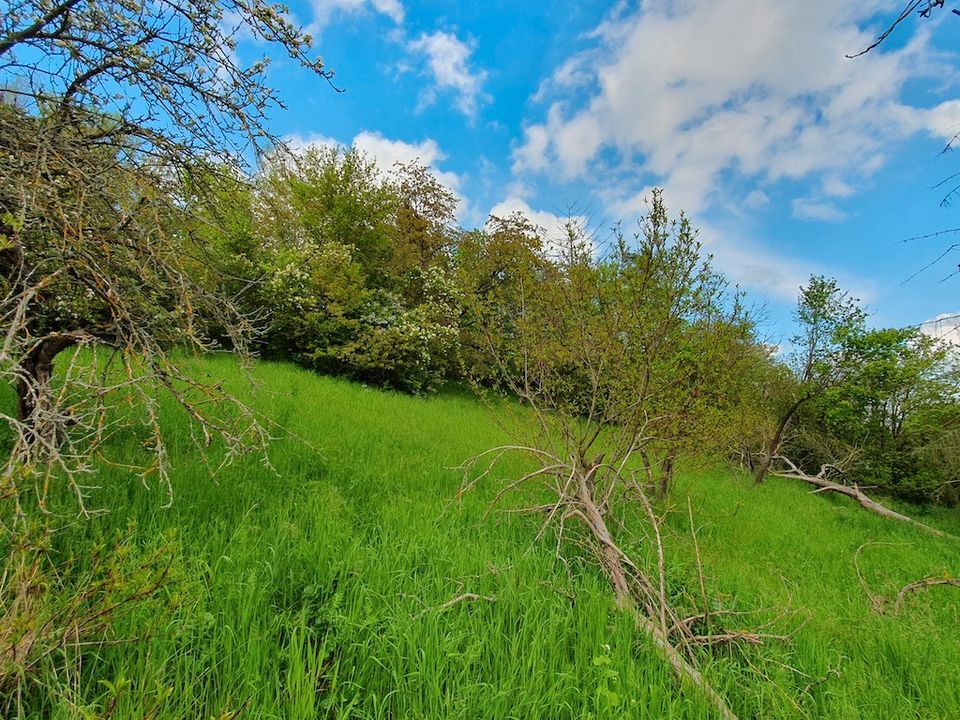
[20, 355, 960, 719]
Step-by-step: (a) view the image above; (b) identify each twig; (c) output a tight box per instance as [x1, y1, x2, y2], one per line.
[412, 593, 496, 620]
[688, 497, 710, 635]
[894, 577, 960, 612]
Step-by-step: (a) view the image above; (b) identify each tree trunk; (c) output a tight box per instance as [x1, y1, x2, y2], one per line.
[659, 451, 675, 498]
[576, 458, 632, 605]
[573, 460, 739, 719]
[772, 462, 955, 541]
[754, 395, 808, 485]
[16, 332, 87, 439]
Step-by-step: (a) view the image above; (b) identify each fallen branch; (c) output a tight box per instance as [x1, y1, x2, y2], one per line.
[894, 577, 960, 613]
[412, 592, 496, 620]
[630, 609, 739, 720]
[684, 630, 789, 647]
[771, 456, 955, 541]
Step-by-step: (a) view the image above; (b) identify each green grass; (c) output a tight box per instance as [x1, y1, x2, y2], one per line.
[13, 355, 960, 719]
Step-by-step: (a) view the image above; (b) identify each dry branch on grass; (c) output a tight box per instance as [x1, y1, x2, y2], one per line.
[894, 577, 960, 612]
[412, 592, 497, 620]
[459, 446, 790, 720]
[770, 456, 955, 540]
[852, 543, 960, 614]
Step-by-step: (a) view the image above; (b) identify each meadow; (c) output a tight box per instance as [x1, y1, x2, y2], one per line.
[19, 355, 960, 719]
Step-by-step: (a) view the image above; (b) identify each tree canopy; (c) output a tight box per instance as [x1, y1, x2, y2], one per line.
[0, 0, 331, 509]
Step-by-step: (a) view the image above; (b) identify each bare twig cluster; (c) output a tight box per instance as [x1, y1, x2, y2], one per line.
[0, 106, 271, 522]
[459, 444, 791, 720]
[0, 529, 179, 711]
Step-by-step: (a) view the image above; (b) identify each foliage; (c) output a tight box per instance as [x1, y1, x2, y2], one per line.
[0, 0, 332, 495]
[793, 326, 960, 502]
[754, 275, 867, 483]
[475, 192, 755, 493]
[191, 147, 466, 393]
[455, 213, 550, 385]
[0, 523, 181, 714]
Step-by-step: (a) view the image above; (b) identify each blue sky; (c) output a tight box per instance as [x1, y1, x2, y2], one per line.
[244, 0, 960, 346]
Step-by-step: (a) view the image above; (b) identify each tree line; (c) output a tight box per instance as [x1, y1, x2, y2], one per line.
[179, 146, 959, 505]
[2, 110, 958, 506]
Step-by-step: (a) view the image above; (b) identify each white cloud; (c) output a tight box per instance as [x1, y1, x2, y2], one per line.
[351, 131, 462, 192]
[743, 190, 770, 209]
[532, 54, 596, 103]
[515, 1, 956, 215]
[921, 312, 960, 346]
[407, 31, 489, 118]
[512, 124, 552, 174]
[308, 0, 404, 35]
[285, 132, 339, 152]
[822, 176, 857, 198]
[791, 198, 849, 222]
[488, 197, 569, 238]
[923, 99, 960, 144]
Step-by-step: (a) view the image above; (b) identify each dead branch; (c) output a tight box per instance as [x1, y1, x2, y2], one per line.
[852, 541, 896, 614]
[771, 456, 955, 541]
[459, 449, 748, 720]
[688, 497, 710, 633]
[412, 593, 496, 620]
[630, 609, 739, 720]
[894, 577, 960, 612]
[684, 630, 789, 646]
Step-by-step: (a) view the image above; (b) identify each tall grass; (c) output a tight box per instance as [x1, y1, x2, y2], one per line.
[10, 355, 960, 718]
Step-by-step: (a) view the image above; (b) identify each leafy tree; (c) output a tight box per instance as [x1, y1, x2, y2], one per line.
[455, 212, 549, 384]
[205, 147, 464, 393]
[461, 192, 757, 719]
[754, 276, 866, 484]
[0, 0, 330, 502]
[803, 326, 960, 501]
[388, 161, 459, 278]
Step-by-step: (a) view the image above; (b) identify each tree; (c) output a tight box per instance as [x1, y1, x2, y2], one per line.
[455, 212, 549, 384]
[0, 0, 332, 166]
[462, 192, 759, 719]
[754, 276, 866, 484]
[0, 0, 331, 506]
[0, 2, 331, 700]
[803, 326, 960, 501]
[198, 147, 464, 393]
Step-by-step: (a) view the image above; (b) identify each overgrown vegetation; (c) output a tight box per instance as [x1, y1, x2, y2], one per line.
[2, 0, 959, 716]
[4, 358, 960, 719]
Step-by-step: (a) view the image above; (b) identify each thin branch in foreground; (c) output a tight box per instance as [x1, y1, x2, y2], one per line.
[412, 593, 496, 620]
[894, 577, 960, 612]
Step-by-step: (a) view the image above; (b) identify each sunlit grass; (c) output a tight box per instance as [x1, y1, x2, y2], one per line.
[14, 355, 960, 719]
